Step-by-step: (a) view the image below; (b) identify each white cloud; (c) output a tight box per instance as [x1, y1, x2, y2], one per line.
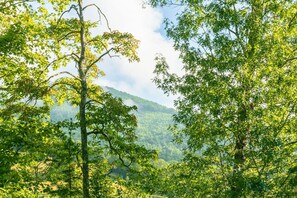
[84, 0, 182, 108]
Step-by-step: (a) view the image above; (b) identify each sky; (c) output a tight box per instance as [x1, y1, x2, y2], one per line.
[82, 0, 183, 108]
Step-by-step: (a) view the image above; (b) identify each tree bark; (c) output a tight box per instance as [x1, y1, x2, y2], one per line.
[77, 0, 89, 197]
[231, 103, 247, 197]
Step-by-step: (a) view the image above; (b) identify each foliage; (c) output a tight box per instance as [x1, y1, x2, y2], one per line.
[0, 1, 64, 196]
[37, 0, 156, 196]
[150, 0, 297, 197]
[0, 0, 158, 197]
[50, 87, 184, 162]
[104, 87, 184, 162]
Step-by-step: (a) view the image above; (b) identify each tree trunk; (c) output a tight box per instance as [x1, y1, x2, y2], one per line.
[80, 79, 89, 198]
[78, 0, 89, 197]
[231, 103, 247, 197]
[231, 134, 246, 197]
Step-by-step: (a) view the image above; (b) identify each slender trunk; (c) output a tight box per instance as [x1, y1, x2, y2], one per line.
[80, 79, 89, 198]
[68, 129, 73, 197]
[231, 105, 247, 197]
[77, 0, 89, 197]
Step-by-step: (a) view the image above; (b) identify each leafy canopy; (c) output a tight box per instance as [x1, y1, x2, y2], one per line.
[150, 0, 297, 197]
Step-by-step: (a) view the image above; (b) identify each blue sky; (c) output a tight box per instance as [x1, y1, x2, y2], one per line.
[82, 0, 183, 108]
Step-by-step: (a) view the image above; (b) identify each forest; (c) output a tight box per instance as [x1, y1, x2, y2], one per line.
[0, 0, 296, 197]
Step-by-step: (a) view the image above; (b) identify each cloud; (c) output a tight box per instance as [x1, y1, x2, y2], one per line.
[84, 0, 182, 108]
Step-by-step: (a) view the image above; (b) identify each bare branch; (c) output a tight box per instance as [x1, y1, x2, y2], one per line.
[56, 4, 78, 27]
[82, 4, 111, 32]
[226, 27, 237, 36]
[71, 53, 80, 61]
[46, 71, 80, 83]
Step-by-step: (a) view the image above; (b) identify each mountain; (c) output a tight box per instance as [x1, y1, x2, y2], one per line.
[50, 87, 183, 162]
[105, 87, 175, 114]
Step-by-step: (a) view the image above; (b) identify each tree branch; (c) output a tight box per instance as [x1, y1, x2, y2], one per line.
[0, 87, 8, 91]
[42, 54, 74, 74]
[283, 141, 297, 147]
[85, 48, 114, 74]
[49, 81, 80, 94]
[0, 0, 35, 11]
[288, 12, 297, 29]
[283, 57, 297, 66]
[82, 4, 111, 32]
[275, 102, 296, 137]
[88, 128, 133, 168]
[85, 99, 104, 107]
[58, 31, 80, 42]
[56, 4, 78, 27]
[71, 53, 80, 61]
[46, 71, 80, 83]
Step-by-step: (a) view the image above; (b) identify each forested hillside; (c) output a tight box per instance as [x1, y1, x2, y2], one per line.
[51, 87, 183, 162]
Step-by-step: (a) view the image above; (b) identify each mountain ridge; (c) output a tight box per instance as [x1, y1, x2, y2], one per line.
[50, 87, 183, 162]
[105, 86, 176, 114]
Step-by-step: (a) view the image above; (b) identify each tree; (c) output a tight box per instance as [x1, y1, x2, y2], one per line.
[45, 1, 141, 197]
[1, 1, 156, 197]
[0, 1, 62, 194]
[150, 0, 297, 196]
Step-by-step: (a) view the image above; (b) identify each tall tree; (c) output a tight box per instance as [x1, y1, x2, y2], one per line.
[150, 0, 297, 196]
[40, 1, 147, 197]
[1, 0, 155, 197]
[0, 4, 80, 196]
[0, 2, 59, 192]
